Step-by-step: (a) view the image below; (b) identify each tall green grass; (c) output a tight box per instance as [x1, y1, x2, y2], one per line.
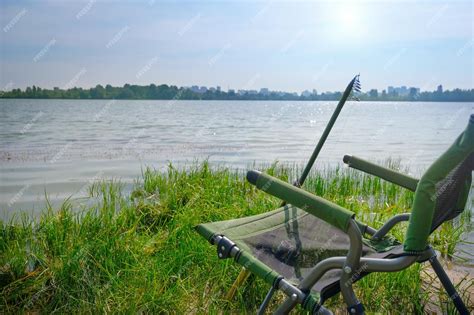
[1, 161, 472, 313]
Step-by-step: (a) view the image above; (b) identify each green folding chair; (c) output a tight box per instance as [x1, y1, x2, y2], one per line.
[196, 77, 472, 314]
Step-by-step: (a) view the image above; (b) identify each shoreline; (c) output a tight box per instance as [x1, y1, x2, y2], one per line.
[1, 98, 474, 102]
[2, 162, 473, 312]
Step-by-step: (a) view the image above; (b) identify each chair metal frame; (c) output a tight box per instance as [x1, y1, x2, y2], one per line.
[207, 155, 470, 314]
[241, 155, 468, 314]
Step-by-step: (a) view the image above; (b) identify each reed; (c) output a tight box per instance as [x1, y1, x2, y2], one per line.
[1, 161, 472, 313]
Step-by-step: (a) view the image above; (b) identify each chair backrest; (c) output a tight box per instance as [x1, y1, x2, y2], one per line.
[404, 114, 474, 253]
[430, 151, 473, 232]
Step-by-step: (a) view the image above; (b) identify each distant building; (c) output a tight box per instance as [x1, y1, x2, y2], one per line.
[209, 87, 216, 92]
[301, 90, 312, 97]
[237, 89, 258, 95]
[387, 85, 419, 97]
[409, 87, 420, 96]
[228, 89, 235, 94]
[398, 86, 408, 96]
[216, 86, 221, 92]
[437, 85, 443, 93]
[259, 88, 270, 96]
[312, 89, 318, 96]
[189, 86, 209, 94]
[369, 89, 378, 98]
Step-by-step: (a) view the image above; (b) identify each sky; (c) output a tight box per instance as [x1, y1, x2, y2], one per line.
[0, 0, 473, 93]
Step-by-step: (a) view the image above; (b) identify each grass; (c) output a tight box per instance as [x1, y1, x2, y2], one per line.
[1, 160, 473, 313]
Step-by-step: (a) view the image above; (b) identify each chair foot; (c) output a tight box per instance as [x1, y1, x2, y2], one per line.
[315, 305, 333, 315]
[347, 302, 365, 315]
[429, 255, 469, 315]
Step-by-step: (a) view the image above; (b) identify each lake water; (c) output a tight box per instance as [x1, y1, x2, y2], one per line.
[1, 99, 473, 264]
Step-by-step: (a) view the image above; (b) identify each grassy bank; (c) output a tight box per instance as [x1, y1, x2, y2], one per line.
[1, 161, 473, 313]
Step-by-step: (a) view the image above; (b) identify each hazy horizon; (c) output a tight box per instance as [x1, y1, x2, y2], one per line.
[1, 0, 473, 93]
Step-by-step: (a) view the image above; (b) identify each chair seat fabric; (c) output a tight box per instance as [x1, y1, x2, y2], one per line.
[196, 205, 402, 302]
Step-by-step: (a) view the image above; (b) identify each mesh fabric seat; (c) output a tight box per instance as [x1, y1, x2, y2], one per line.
[197, 205, 403, 303]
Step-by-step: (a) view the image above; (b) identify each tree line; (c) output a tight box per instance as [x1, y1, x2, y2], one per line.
[1, 84, 473, 102]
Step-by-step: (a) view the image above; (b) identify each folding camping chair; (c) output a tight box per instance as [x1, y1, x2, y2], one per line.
[196, 76, 472, 314]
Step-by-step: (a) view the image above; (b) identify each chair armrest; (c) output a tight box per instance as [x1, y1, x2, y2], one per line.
[372, 213, 410, 241]
[343, 155, 419, 191]
[246, 170, 355, 233]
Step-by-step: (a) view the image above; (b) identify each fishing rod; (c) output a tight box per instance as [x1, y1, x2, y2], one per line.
[280, 74, 360, 206]
[295, 74, 361, 187]
[227, 75, 361, 299]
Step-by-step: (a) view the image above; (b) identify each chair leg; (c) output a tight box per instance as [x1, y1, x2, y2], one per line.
[274, 295, 299, 314]
[258, 286, 277, 315]
[225, 268, 251, 301]
[429, 255, 469, 315]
